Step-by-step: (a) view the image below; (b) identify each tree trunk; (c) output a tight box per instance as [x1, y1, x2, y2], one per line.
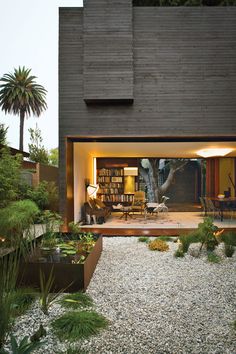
[19, 110, 25, 151]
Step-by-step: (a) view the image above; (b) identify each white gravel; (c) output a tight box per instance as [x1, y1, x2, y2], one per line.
[6, 237, 236, 354]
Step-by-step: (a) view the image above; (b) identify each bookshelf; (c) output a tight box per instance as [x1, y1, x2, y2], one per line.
[97, 167, 136, 205]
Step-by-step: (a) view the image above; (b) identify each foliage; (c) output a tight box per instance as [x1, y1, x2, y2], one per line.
[30, 324, 46, 343]
[174, 249, 184, 258]
[40, 211, 62, 248]
[39, 267, 65, 315]
[28, 125, 49, 164]
[0, 251, 21, 348]
[26, 181, 58, 211]
[234, 320, 236, 330]
[0, 200, 39, 247]
[0, 66, 47, 151]
[138, 236, 149, 243]
[156, 236, 174, 242]
[179, 218, 219, 256]
[9, 335, 43, 354]
[133, 0, 236, 5]
[0, 148, 22, 208]
[207, 252, 221, 264]
[61, 292, 93, 310]
[68, 222, 81, 238]
[0, 124, 8, 145]
[148, 239, 169, 251]
[48, 148, 58, 167]
[219, 232, 236, 246]
[10, 288, 37, 318]
[52, 311, 108, 341]
[224, 244, 235, 257]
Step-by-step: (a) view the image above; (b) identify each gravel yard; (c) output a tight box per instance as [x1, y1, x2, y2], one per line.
[7, 237, 236, 354]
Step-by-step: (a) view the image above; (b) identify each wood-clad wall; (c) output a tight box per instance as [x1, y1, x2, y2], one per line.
[59, 5, 236, 221]
[83, 0, 133, 102]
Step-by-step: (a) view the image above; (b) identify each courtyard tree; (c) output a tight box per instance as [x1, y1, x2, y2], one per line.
[0, 66, 47, 151]
[0, 123, 8, 145]
[139, 158, 187, 202]
[28, 125, 49, 164]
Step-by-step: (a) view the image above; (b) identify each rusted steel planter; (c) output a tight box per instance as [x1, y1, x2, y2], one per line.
[19, 234, 102, 292]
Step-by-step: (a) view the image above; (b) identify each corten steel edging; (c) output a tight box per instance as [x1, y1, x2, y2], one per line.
[82, 227, 236, 237]
[18, 235, 103, 292]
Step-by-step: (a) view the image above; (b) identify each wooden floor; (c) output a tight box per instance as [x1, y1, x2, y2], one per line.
[81, 212, 236, 236]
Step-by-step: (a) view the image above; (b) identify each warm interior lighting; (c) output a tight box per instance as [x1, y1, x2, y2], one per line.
[87, 184, 99, 198]
[124, 167, 138, 176]
[93, 157, 97, 185]
[196, 148, 233, 158]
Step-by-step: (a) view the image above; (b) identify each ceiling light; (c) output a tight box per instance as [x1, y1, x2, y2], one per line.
[196, 148, 233, 158]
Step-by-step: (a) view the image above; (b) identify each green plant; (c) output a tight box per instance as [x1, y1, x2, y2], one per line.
[52, 311, 108, 341]
[26, 181, 58, 211]
[138, 236, 149, 243]
[224, 244, 235, 258]
[48, 147, 58, 167]
[9, 335, 43, 354]
[40, 211, 62, 248]
[174, 248, 184, 257]
[148, 239, 169, 251]
[207, 252, 221, 263]
[156, 236, 174, 242]
[0, 250, 21, 348]
[10, 288, 37, 318]
[179, 232, 200, 253]
[61, 292, 93, 310]
[220, 232, 236, 246]
[28, 125, 49, 164]
[30, 324, 46, 343]
[68, 222, 81, 239]
[0, 124, 8, 145]
[0, 148, 22, 208]
[39, 267, 64, 315]
[0, 66, 47, 151]
[0, 200, 39, 247]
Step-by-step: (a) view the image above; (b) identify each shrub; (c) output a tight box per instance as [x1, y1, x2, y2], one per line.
[138, 236, 149, 243]
[26, 181, 58, 211]
[52, 311, 108, 341]
[61, 292, 93, 310]
[148, 239, 169, 252]
[9, 335, 43, 354]
[0, 200, 39, 246]
[10, 288, 37, 318]
[0, 148, 22, 208]
[220, 232, 236, 246]
[156, 236, 174, 242]
[224, 244, 235, 258]
[174, 248, 184, 258]
[207, 252, 221, 264]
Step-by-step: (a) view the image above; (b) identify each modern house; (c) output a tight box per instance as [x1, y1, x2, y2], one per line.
[59, 1, 236, 229]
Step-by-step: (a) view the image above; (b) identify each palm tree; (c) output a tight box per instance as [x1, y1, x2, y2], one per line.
[0, 66, 47, 151]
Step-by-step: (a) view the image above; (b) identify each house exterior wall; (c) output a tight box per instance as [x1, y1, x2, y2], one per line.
[59, 4, 236, 221]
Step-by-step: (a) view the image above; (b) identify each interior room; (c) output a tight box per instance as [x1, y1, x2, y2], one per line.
[73, 141, 236, 231]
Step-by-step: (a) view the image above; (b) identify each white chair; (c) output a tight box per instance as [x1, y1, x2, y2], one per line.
[153, 196, 169, 216]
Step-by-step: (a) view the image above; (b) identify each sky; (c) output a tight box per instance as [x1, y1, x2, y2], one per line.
[0, 0, 83, 152]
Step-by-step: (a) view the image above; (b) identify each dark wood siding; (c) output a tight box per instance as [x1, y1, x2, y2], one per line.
[83, 0, 133, 102]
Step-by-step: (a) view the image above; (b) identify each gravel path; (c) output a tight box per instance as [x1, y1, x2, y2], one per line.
[82, 237, 236, 354]
[6, 237, 236, 354]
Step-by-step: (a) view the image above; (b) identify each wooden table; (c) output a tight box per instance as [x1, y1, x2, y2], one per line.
[210, 197, 236, 221]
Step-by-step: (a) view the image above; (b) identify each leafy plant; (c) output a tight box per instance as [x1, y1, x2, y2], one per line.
[220, 232, 236, 246]
[156, 236, 174, 242]
[207, 252, 221, 263]
[138, 236, 149, 243]
[174, 248, 184, 257]
[40, 211, 62, 248]
[52, 311, 108, 341]
[10, 288, 37, 318]
[28, 125, 49, 164]
[68, 222, 81, 239]
[0, 148, 22, 208]
[224, 244, 235, 258]
[0, 250, 21, 348]
[39, 267, 64, 315]
[61, 292, 93, 310]
[26, 181, 58, 211]
[148, 239, 169, 252]
[48, 147, 58, 167]
[0, 124, 8, 145]
[0, 200, 39, 247]
[9, 335, 43, 354]
[30, 324, 46, 343]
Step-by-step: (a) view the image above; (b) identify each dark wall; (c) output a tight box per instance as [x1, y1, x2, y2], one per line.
[59, 5, 236, 220]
